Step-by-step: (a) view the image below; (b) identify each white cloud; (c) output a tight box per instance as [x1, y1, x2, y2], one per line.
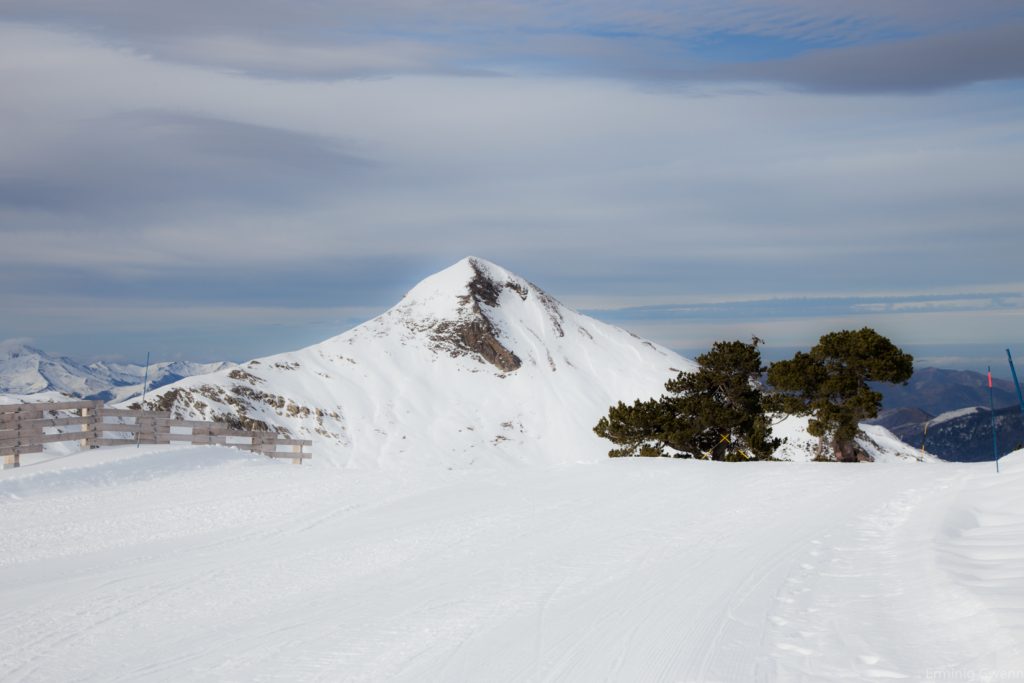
[1, 20, 1023, 357]
[164, 35, 457, 78]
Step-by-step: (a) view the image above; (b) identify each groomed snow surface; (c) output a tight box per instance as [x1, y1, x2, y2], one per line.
[3, 445, 1023, 681]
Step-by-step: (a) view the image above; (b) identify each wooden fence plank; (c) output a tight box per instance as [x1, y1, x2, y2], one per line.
[1, 407, 103, 426]
[159, 419, 211, 428]
[0, 416, 37, 428]
[0, 397, 100, 413]
[252, 449, 312, 456]
[0, 431, 92, 446]
[97, 408, 171, 418]
[0, 411, 46, 425]
[0, 425, 89, 440]
[94, 423, 149, 433]
[150, 435, 258, 446]
[266, 438, 313, 446]
[2, 415, 102, 429]
[0, 444, 44, 456]
[0, 400, 101, 414]
[93, 437, 142, 446]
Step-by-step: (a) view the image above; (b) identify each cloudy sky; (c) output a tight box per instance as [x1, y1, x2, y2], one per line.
[2, 1, 1023, 373]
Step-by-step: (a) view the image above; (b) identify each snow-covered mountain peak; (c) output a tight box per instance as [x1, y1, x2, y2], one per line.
[0, 339, 41, 355]
[0, 340, 95, 396]
[136, 257, 694, 468]
[399, 256, 517, 309]
[347, 256, 586, 374]
[398, 257, 549, 322]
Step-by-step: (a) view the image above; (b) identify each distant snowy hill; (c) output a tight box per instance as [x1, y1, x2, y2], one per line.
[0, 340, 232, 402]
[0, 390, 73, 406]
[84, 359, 237, 403]
[773, 415, 936, 463]
[869, 371, 1024, 461]
[877, 404, 1024, 463]
[136, 257, 924, 467]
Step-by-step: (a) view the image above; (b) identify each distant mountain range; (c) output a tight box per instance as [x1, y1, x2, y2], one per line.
[869, 367, 1024, 462]
[0, 340, 233, 402]
[874, 367, 1020, 415]
[870, 405, 1024, 463]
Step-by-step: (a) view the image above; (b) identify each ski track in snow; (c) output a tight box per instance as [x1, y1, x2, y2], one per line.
[2, 446, 1024, 682]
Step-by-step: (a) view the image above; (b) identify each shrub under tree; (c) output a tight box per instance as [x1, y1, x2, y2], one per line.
[595, 338, 780, 460]
[766, 327, 913, 462]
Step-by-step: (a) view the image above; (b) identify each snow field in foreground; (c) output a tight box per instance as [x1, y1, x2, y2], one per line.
[1, 446, 1023, 681]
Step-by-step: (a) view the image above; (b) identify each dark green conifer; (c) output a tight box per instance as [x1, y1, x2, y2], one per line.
[594, 399, 673, 457]
[594, 338, 780, 460]
[767, 327, 913, 461]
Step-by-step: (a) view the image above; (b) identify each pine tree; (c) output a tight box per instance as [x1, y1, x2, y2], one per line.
[594, 338, 780, 460]
[766, 327, 913, 461]
[593, 399, 673, 458]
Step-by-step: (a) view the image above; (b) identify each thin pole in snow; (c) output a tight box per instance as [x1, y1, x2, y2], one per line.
[989, 366, 999, 473]
[1008, 349, 1024, 414]
[137, 351, 150, 449]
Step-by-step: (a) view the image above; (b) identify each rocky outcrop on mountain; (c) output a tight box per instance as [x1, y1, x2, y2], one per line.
[427, 263, 524, 371]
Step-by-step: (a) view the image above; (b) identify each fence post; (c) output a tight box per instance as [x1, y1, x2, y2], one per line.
[155, 416, 167, 445]
[138, 414, 157, 446]
[79, 405, 92, 450]
[192, 422, 211, 446]
[4, 409, 22, 469]
[26, 408, 43, 457]
[292, 443, 302, 465]
[1, 450, 17, 470]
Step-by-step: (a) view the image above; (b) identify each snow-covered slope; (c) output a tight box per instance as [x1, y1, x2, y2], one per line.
[136, 257, 698, 468]
[0, 390, 73, 406]
[928, 405, 984, 427]
[136, 257, 923, 468]
[0, 340, 231, 401]
[773, 415, 939, 463]
[1, 445, 1021, 680]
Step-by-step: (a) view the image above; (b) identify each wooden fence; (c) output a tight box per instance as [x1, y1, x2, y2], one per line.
[0, 399, 311, 469]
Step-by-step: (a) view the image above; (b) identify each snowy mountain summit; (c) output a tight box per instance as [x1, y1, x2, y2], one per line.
[138, 257, 695, 468]
[387, 256, 617, 374]
[138, 257, 928, 467]
[0, 340, 110, 397]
